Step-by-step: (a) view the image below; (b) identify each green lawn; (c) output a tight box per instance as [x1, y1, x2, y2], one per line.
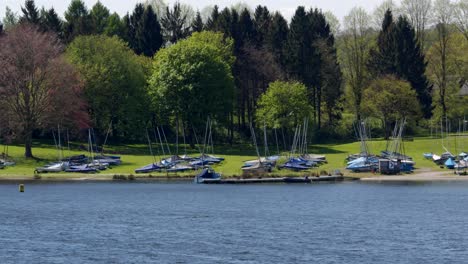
[0, 136, 453, 179]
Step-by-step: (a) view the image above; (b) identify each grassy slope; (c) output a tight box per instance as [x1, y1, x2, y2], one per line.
[0, 136, 450, 178]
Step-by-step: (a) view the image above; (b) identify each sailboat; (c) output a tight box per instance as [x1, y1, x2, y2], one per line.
[346, 120, 378, 172]
[242, 123, 272, 173]
[135, 129, 163, 173]
[35, 126, 70, 173]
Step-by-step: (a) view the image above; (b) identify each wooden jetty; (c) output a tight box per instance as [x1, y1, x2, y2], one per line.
[201, 175, 344, 184]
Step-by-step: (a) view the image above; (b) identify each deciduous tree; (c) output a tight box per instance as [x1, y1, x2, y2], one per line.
[66, 35, 149, 140]
[0, 24, 88, 158]
[256, 81, 312, 130]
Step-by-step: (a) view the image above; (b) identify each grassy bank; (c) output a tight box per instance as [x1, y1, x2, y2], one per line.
[0, 136, 451, 179]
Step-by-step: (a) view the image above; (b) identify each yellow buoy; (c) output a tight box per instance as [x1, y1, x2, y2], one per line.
[19, 184, 24, 192]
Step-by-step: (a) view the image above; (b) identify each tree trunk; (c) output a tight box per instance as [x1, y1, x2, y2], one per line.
[24, 131, 33, 158]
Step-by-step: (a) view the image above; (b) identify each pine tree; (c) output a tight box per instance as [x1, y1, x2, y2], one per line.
[41, 8, 63, 37]
[90, 1, 110, 34]
[266, 12, 288, 69]
[127, 4, 145, 52]
[286, 7, 313, 85]
[395, 16, 432, 118]
[3, 7, 19, 30]
[369, 10, 432, 118]
[368, 10, 397, 76]
[161, 3, 191, 44]
[253, 5, 271, 48]
[64, 0, 91, 42]
[206, 5, 220, 31]
[20, 0, 40, 25]
[238, 8, 255, 46]
[217, 8, 233, 36]
[191, 11, 204, 32]
[137, 5, 163, 56]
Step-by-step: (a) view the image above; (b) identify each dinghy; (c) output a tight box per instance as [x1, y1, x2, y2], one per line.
[135, 163, 163, 173]
[194, 167, 221, 183]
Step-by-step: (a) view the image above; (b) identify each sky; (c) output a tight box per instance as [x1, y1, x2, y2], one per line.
[1, 0, 401, 23]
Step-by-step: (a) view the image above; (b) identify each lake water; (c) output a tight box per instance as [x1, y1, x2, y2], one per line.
[0, 181, 467, 264]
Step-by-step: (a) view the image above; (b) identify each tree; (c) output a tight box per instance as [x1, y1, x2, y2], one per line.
[324, 11, 341, 36]
[104, 12, 125, 38]
[265, 12, 288, 69]
[361, 76, 421, 138]
[138, 5, 163, 56]
[372, 0, 399, 29]
[253, 5, 271, 48]
[0, 24, 88, 158]
[368, 10, 398, 76]
[453, 0, 468, 40]
[66, 35, 149, 140]
[3, 7, 19, 30]
[144, 0, 167, 19]
[191, 11, 204, 32]
[125, 4, 163, 57]
[369, 10, 432, 118]
[427, 32, 467, 120]
[429, 0, 454, 119]
[89, 1, 110, 34]
[340, 7, 373, 120]
[256, 81, 312, 130]
[394, 16, 432, 118]
[63, 0, 91, 42]
[400, 0, 432, 49]
[149, 31, 235, 135]
[161, 2, 193, 43]
[205, 5, 220, 30]
[20, 0, 40, 25]
[41, 8, 63, 37]
[316, 38, 343, 127]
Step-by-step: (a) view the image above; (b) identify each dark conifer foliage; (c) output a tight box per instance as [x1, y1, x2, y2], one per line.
[125, 4, 163, 57]
[191, 11, 204, 32]
[394, 17, 432, 118]
[205, 5, 220, 31]
[41, 8, 63, 37]
[161, 3, 191, 44]
[368, 10, 397, 76]
[63, 0, 91, 42]
[253, 5, 271, 48]
[238, 8, 255, 46]
[139, 5, 163, 56]
[266, 12, 288, 69]
[369, 10, 432, 118]
[20, 0, 41, 25]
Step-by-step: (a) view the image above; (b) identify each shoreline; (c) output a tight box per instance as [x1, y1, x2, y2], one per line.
[0, 169, 467, 183]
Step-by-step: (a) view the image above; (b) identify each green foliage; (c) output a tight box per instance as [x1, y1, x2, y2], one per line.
[66, 35, 150, 140]
[3, 6, 19, 30]
[89, 1, 110, 34]
[104, 12, 125, 38]
[64, 0, 91, 42]
[20, 0, 40, 25]
[362, 75, 421, 130]
[368, 10, 432, 118]
[256, 81, 312, 130]
[427, 32, 468, 121]
[149, 31, 235, 129]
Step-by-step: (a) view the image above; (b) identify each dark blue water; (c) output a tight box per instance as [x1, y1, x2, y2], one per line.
[1, 181, 467, 264]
